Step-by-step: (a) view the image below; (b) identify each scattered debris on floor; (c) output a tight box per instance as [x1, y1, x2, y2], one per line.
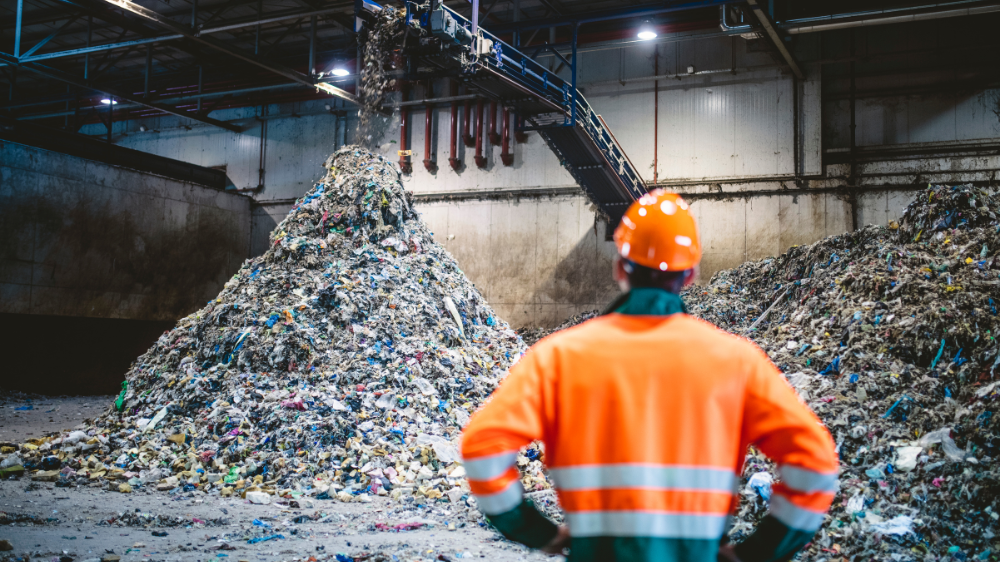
[7, 146, 550, 520]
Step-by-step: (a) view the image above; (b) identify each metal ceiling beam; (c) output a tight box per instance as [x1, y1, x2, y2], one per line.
[91, 0, 356, 103]
[21, 16, 82, 59]
[487, 0, 733, 33]
[744, 0, 804, 80]
[0, 50, 243, 132]
[9, 6, 350, 65]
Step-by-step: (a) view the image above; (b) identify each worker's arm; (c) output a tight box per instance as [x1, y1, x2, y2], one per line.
[735, 346, 839, 562]
[460, 347, 559, 548]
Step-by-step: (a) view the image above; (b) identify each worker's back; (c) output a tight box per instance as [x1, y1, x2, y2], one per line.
[540, 313, 761, 561]
[461, 310, 838, 562]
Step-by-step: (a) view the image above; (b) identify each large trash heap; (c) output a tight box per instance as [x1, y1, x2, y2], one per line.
[7, 146, 553, 507]
[687, 184, 1000, 561]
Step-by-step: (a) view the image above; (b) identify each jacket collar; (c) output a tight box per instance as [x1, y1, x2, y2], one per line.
[602, 287, 688, 317]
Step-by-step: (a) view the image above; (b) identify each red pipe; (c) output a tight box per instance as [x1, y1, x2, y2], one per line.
[514, 112, 527, 143]
[399, 85, 412, 174]
[501, 106, 513, 166]
[462, 100, 474, 147]
[488, 101, 500, 145]
[474, 99, 487, 169]
[422, 83, 437, 173]
[449, 81, 461, 171]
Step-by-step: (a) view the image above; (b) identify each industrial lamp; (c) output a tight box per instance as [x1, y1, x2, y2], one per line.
[331, 67, 351, 77]
[637, 21, 657, 40]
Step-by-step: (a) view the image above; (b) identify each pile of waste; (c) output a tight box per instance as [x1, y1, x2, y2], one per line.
[519, 310, 598, 346]
[685, 184, 1000, 561]
[6, 146, 548, 513]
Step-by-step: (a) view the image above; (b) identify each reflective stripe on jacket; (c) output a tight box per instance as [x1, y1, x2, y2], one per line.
[461, 305, 838, 561]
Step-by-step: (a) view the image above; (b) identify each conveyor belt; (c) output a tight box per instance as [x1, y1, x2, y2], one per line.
[358, 1, 648, 224]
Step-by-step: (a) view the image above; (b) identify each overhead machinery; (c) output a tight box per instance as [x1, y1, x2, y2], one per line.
[356, 0, 647, 223]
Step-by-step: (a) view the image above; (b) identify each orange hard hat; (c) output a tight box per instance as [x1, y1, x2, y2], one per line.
[613, 190, 701, 271]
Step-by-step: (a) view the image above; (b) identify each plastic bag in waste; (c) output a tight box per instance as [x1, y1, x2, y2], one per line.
[919, 428, 969, 462]
[846, 492, 865, 514]
[415, 434, 460, 464]
[869, 515, 915, 535]
[746, 472, 773, 501]
[895, 446, 922, 472]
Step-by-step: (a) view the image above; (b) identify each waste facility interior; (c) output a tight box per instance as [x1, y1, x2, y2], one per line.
[1, 0, 999, 560]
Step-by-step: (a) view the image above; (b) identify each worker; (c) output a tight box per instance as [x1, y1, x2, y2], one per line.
[460, 190, 839, 562]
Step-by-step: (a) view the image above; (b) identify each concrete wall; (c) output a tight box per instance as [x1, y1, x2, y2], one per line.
[1, 141, 251, 321]
[418, 194, 618, 328]
[1, 140, 251, 394]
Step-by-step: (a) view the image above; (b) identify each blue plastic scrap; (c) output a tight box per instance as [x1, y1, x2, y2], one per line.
[247, 533, 284, 544]
[930, 339, 947, 369]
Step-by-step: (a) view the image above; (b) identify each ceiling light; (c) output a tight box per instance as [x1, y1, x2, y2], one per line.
[331, 67, 350, 77]
[637, 21, 657, 40]
[100, 98, 118, 105]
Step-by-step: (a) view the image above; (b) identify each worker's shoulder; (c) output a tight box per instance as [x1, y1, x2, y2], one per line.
[672, 315, 770, 356]
[530, 315, 607, 348]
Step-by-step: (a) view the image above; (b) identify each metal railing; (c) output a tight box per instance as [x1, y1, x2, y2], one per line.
[436, 4, 646, 201]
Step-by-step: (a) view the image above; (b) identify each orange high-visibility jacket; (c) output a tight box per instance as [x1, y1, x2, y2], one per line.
[461, 311, 838, 561]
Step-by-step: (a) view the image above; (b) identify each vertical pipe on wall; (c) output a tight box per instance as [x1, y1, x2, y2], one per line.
[399, 85, 412, 174]
[501, 106, 513, 166]
[475, 98, 486, 168]
[792, 75, 799, 178]
[423, 81, 437, 173]
[449, 81, 461, 171]
[849, 29, 857, 188]
[488, 100, 499, 145]
[848, 29, 859, 231]
[462, 99, 474, 147]
[653, 45, 659, 186]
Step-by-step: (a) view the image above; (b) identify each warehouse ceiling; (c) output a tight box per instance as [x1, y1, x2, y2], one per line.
[0, 0, 995, 130]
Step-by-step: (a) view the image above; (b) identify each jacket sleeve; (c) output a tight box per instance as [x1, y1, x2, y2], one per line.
[460, 345, 558, 548]
[735, 345, 839, 562]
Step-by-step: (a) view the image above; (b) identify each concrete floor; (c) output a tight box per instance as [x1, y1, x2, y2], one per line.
[0, 394, 557, 562]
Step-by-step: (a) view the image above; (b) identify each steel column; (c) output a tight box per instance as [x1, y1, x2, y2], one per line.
[197, 65, 203, 113]
[14, 0, 23, 58]
[744, 0, 804, 79]
[471, 0, 479, 36]
[144, 45, 152, 98]
[309, 15, 317, 76]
